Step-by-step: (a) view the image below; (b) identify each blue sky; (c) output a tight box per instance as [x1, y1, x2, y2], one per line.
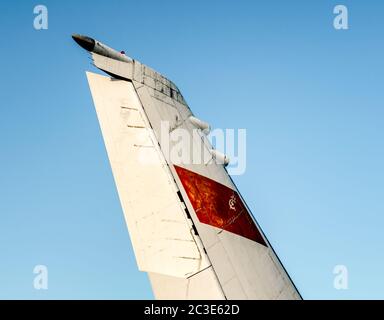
[0, 0, 383, 299]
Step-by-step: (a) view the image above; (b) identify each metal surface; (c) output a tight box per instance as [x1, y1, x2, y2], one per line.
[74, 35, 302, 300]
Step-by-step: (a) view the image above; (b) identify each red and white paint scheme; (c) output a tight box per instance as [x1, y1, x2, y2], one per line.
[73, 34, 301, 300]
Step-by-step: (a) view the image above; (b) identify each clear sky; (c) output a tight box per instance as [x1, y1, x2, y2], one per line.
[0, 0, 383, 299]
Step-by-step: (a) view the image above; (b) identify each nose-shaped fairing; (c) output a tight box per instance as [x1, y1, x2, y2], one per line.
[72, 34, 95, 52]
[72, 34, 131, 63]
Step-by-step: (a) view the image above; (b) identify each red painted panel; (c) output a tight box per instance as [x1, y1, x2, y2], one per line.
[174, 165, 267, 246]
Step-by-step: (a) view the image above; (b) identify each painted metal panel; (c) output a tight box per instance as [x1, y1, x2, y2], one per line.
[86, 72, 217, 281]
[92, 53, 133, 79]
[148, 267, 225, 300]
[132, 79, 301, 300]
[86, 53, 301, 300]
